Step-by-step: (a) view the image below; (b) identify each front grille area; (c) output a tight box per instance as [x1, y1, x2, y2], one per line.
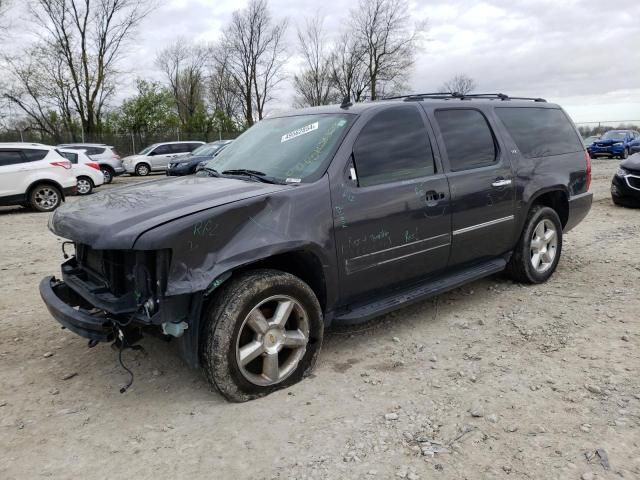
[627, 175, 640, 191]
[76, 244, 156, 297]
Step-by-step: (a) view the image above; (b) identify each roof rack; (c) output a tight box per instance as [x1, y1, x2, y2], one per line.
[381, 92, 546, 103]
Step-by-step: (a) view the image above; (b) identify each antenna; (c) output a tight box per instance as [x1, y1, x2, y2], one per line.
[340, 95, 353, 109]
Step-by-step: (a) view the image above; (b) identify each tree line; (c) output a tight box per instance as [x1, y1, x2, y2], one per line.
[0, 0, 477, 145]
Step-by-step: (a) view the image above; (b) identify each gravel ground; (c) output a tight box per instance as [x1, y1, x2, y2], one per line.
[1, 161, 638, 480]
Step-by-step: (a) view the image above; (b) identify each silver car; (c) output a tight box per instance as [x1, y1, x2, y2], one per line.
[57, 143, 123, 184]
[122, 141, 205, 176]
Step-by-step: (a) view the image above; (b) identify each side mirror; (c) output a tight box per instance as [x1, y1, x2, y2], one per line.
[196, 162, 206, 172]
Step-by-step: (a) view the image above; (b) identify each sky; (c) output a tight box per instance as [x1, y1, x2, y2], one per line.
[3, 0, 640, 125]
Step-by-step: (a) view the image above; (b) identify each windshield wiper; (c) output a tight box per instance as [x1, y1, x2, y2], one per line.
[221, 169, 285, 185]
[201, 167, 221, 177]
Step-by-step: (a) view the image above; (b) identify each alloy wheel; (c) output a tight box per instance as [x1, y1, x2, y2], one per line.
[530, 219, 558, 273]
[34, 187, 59, 211]
[77, 178, 91, 195]
[235, 295, 310, 387]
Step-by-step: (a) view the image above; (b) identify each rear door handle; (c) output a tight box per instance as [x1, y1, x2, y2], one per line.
[492, 179, 512, 187]
[425, 190, 446, 207]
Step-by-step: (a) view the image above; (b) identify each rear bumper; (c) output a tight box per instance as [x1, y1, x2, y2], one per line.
[39, 276, 114, 342]
[564, 192, 592, 232]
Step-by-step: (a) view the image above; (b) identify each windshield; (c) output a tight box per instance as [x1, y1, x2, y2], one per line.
[203, 114, 353, 182]
[601, 131, 626, 141]
[138, 144, 158, 155]
[192, 144, 223, 156]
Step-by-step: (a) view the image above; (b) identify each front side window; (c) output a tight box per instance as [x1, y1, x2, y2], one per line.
[435, 109, 497, 171]
[353, 106, 435, 187]
[0, 150, 24, 166]
[205, 113, 354, 182]
[152, 144, 171, 155]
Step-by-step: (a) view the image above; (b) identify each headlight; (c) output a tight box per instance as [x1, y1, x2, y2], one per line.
[616, 167, 629, 177]
[613, 142, 623, 146]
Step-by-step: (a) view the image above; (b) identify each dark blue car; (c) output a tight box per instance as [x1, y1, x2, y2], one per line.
[590, 130, 639, 159]
[166, 140, 233, 176]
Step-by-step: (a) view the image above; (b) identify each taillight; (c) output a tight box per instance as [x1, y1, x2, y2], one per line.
[87, 162, 101, 170]
[584, 150, 592, 191]
[51, 160, 72, 170]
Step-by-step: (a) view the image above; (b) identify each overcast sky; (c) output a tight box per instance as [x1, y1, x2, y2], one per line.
[5, 0, 640, 124]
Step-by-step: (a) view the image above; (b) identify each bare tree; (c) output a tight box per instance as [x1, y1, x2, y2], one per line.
[19, 0, 151, 135]
[441, 73, 477, 95]
[156, 40, 209, 131]
[293, 15, 336, 107]
[222, 0, 287, 126]
[207, 46, 243, 128]
[351, 0, 425, 100]
[329, 32, 370, 103]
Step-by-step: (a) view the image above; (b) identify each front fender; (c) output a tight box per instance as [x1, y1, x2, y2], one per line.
[133, 177, 337, 299]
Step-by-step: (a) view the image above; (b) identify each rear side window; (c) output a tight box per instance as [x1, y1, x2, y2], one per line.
[353, 105, 436, 187]
[435, 109, 497, 171]
[59, 151, 78, 163]
[86, 147, 106, 156]
[22, 149, 49, 162]
[0, 150, 25, 166]
[495, 107, 583, 158]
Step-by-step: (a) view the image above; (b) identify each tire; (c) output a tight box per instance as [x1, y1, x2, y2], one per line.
[29, 183, 62, 212]
[135, 163, 150, 176]
[76, 176, 93, 195]
[622, 148, 629, 159]
[100, 167, 114, 184]
[203, 269, 323, 402]
[506, 205, 563, 284]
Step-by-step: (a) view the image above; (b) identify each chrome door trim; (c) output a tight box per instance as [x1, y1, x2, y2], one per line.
[452, 215, 515, 236]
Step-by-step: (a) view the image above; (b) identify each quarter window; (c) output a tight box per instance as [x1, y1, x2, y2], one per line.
[495, 107, 583, 158]
[353, 106, 435, 187]
[435, 109, 497, 171]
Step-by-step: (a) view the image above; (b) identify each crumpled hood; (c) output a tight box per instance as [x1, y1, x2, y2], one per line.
[595, 139, 620, 146]
[50, 175, 288, 249]
[621, 153, 640, 173]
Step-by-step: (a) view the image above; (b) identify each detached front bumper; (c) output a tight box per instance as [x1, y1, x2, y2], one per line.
[39, 276, 114, 342]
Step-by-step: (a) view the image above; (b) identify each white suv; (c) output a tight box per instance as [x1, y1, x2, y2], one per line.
[0, 143, 78, 212]
[58, 149, 105, 195]
[122, 141, 204, 176]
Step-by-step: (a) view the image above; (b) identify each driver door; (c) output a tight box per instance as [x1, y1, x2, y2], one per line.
[149, 144, 173, 170]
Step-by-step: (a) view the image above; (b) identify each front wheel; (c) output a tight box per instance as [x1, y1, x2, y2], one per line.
[506, 205, 563, 284]
[76, 176, 93, 195]
[203, 269, 323, 402]
[622, 148, 629, 159]
[135, 163, 150, 176]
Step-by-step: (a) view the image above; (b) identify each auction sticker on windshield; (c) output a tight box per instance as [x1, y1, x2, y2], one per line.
[281, 122, 319, 143]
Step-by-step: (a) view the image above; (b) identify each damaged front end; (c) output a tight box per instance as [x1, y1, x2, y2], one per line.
[40, 244, 197, 353]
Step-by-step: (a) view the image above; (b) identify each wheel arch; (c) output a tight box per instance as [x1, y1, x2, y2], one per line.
[26, 179, 66, 201]
[526, 187, 569, 229]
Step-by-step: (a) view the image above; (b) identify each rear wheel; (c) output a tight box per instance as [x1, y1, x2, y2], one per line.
[203, 269, 323, 402]
[76, 176, 93, 195]
[506, 205, 562, 284]
[135, 163, 150, 176]
[100, 167, 114, 184]
[622, 148, 629, 159]
[29, 184, 62, 212]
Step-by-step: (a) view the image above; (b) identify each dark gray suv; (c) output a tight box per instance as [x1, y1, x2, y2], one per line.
[40, 93, 592, 401]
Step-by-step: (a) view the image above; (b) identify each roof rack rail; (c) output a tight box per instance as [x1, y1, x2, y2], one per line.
[381, 92, 547, 103]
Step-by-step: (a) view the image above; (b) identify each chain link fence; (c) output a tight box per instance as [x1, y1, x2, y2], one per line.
[574, 120, 640, 137]
[0, 130, 242, 156]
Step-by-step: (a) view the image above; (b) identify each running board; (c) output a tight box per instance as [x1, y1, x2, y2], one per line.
[334, 258, 507, 324]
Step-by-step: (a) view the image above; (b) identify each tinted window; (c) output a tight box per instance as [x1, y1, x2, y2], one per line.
[86, 147, 105, 156]
[59, 151, 78, 163]
[187, 143, 203, 151]
[0, 150, 25, 166]
[496, 107, 583, 158]
[152, 144, 171, 155]
[435, 109, 496, 171]
[353, 106, 435, 187]
[22, 149, 49, 162]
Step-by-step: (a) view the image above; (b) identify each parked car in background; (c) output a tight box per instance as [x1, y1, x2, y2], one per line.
[0, 143, 77, 212]
[589, 130, 639, 159]
[166, 140, 233, 176]
[629, 137, 640, 155]
[58, 149, 104, 195]
[122, 141, 205, 176]
[40, 94, 592, 401]
[582, 135, 599, 155]
[611, 153, 640, 207]
[57, 143, 122, 184]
